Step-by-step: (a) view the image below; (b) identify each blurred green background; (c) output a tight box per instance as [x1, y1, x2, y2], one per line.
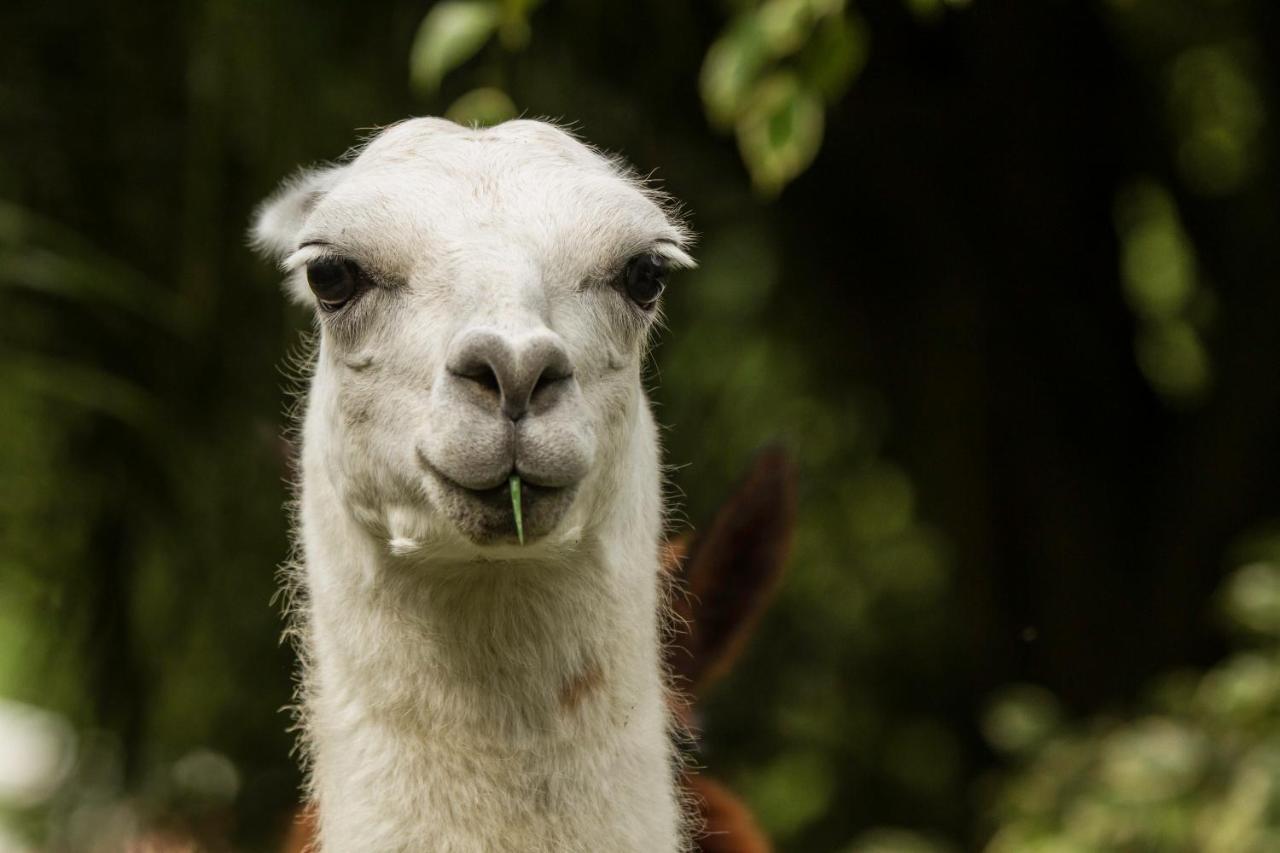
[2, 0, 1280, 850]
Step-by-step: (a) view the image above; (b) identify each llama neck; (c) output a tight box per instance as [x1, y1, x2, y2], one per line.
[295, 426, 681, 852]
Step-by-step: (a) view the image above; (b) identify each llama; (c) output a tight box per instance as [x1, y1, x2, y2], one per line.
[252, 117, 695, 852]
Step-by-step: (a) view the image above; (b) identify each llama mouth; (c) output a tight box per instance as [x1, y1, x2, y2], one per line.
[423, 463, 578, 545]
[445, 473, 563, 509]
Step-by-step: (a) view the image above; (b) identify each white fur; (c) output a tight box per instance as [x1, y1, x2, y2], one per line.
[253, 117, 694, 852]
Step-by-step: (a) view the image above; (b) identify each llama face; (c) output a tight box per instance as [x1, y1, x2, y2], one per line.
[254, 118, 691, 547]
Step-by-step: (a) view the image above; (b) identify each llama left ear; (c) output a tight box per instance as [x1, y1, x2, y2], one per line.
[250, 163, 347, 265]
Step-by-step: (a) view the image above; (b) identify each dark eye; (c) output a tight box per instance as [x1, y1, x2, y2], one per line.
[306, 257, 363, 310]
[623, 253, 668, 309]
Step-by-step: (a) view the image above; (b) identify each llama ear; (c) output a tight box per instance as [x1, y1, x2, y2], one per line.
[250, 164, 347, 265]
[667, 446, 797, 694]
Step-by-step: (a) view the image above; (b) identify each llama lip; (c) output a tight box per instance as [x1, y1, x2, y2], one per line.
[416, 450, 564, 493]
[422, 461, 577, 544]
[441, 471, 562, 504]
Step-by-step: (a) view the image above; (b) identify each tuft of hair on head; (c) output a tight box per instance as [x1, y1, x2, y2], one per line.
[664, 446, 797, 695]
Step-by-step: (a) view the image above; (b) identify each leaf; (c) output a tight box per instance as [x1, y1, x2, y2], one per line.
[903, 0, 971, 24]
[497, 0, 544, 49]
[756, 0, 845, 58]
[904, 0, 942, 22]
[799, 13, 869, 103]
[445, 87, 518, 127]
[735, 73, 825, 196]
[409, 0, 501, 95]
[701, 20, 772, 129]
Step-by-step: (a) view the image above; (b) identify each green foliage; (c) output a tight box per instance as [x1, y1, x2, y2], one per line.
[410, 0, 874, 194]
[445, 86, 518, 126]
[410, 0, 502, 95]
[845, 827, 958, 853]
[700, 0, 866, 194]
[1114, 180, 1213, 405]
[733, 71, 826, 196]
[984, 544, 1280, 853]
[410, 0, 543, 122]
[902, 0, 970, 24]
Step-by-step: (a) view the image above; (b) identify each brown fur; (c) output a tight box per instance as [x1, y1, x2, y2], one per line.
[559, 662, 605, 712]
[684, 774, 772, 853]
[281, 804, 317, 853]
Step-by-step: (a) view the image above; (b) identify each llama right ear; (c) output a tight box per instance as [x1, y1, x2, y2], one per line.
[250, 163, 347, 266]
[667, 447, 797, 694]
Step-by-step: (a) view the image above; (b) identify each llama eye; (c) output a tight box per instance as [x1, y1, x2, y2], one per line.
[306, 257, 362, 310]
[622, 253, 667, 309]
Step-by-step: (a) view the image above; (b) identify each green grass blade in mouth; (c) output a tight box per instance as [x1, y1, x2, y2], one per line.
[509, 474, 524, 545]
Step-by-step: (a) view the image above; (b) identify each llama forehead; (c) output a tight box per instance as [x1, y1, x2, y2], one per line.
[300, 119, 685, 282]
[359, 117, 602, 168]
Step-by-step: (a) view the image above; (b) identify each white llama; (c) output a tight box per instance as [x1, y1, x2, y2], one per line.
[252, 117, 695, 853]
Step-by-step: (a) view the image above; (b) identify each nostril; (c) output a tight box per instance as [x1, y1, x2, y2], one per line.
[523, 363, 574, 419]
[449, 350, 503, 397]
[531, 365, 571, 399]
[466, 364, 501, 394]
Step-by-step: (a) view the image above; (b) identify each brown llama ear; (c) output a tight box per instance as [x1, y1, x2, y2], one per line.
[684, 773, 773, 853]
[667, 446, 797, 694]
[281, 803, 318, 853]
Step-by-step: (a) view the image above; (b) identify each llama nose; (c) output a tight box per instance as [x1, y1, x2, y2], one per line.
[447, 328, 574, 421]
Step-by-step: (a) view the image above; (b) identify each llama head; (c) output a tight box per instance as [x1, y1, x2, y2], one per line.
[253, 118, 692, 549]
